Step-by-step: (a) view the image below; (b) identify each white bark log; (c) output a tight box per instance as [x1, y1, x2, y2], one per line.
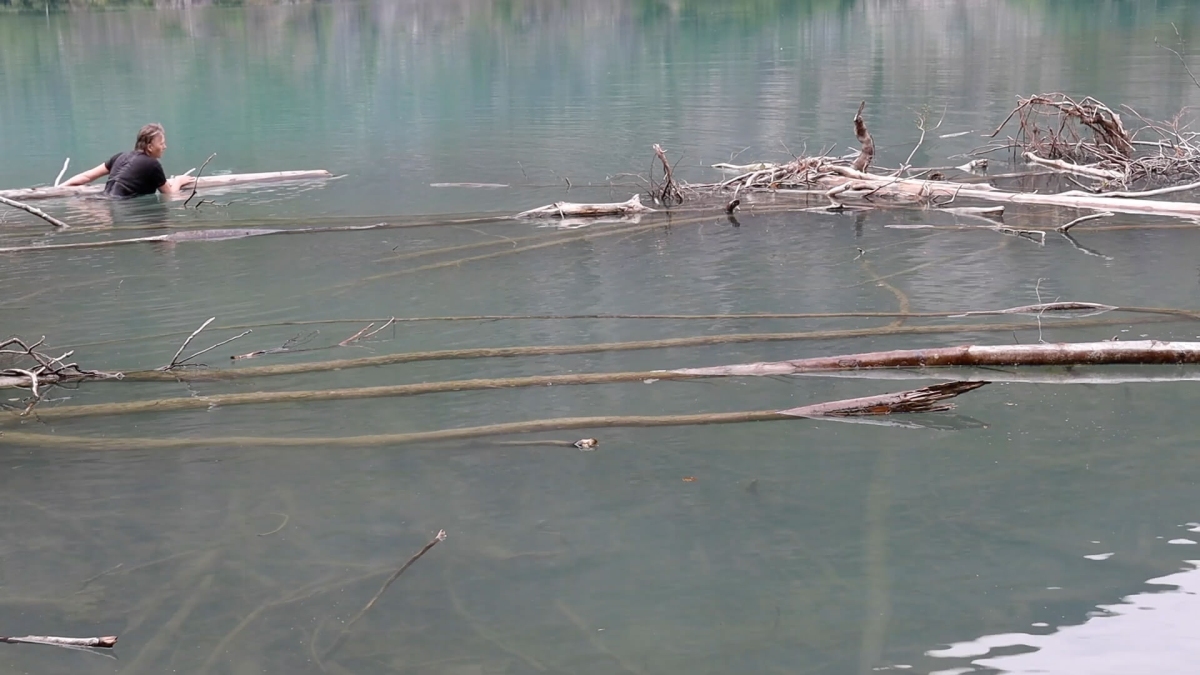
[671, 340, 1200, 377]
[1022, 152, 1124, 180]
[0, 170, 334, 201]
[515, 194, 654, 218]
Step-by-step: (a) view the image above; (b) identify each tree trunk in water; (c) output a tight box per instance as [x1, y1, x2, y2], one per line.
[671, 340, 1200, 376]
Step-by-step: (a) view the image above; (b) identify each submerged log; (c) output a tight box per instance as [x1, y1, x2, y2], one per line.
[514, 194, 654, 218]
[671, 340, 1200, 377]
[3, 382, 989, 451]
[0, 170, 334, 201]
[0, 195, 71, 228]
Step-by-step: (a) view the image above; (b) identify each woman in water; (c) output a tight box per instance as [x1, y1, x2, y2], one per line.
[62, 123, 192, 198]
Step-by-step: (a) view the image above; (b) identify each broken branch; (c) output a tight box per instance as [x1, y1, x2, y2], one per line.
[651, 144, 684, 206]
[158, 318, 251, 371]
[1057, 211, 1114, 232]
[182, 152, 216, 208]
[852, 101, 875, 172]
[0, 195, 70, 229]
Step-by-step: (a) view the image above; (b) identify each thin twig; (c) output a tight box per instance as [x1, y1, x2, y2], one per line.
[337, 323, 375, 347]
[360, 317, 396, 340]
[1157, 23, 1200, 90]
[177, 330, 252, 367]
[256, 513, 289, 537]
[323, 530, 447, 660]
[183, 153, 216, 208]
[160, 318, 216, 370]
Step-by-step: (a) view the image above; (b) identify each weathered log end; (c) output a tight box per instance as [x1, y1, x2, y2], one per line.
[778, 380, 988, 418]
[852, 101, 875, 173]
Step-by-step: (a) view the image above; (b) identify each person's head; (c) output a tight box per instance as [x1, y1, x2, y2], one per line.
[134, 123, 167, 158]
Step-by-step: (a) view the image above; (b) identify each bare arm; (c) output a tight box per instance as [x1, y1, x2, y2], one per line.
[61, 163, 109, 187]
[158, 174, 194, 195]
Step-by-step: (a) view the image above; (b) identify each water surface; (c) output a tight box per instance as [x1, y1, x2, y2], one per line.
[4, 2, 1200, 674]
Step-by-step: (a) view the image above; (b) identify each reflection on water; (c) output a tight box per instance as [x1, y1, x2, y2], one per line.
[928, 560, 1200, 675]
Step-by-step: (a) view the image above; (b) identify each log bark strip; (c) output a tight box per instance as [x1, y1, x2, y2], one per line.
[779, 381, 987, 417]
[0, 170, 334, 201]
[671, 340, 1200, 377]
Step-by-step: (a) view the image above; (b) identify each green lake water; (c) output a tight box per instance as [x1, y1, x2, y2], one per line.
[4, 1, 1200, 673]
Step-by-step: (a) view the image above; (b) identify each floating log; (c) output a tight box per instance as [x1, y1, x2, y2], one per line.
[0, 170, 334, 201]
[671, 340, 1200, 377]
[0, 635, 116, 649]
[515, 194, 654, 218]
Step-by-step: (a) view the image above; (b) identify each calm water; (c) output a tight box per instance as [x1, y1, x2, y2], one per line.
[4, 1, 1200, 674]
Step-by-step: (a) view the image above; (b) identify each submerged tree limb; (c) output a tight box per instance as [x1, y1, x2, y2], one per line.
[0, 170, 334, 201]
[0, 195, 70, 229]
[0, 382, 986, 450]
[2, 311, 1191, 391]
[112, 315, 1184, 383]
[0, 222, 420, 255]
[1, 369, 707, 422]
[323, 530, 447, 661]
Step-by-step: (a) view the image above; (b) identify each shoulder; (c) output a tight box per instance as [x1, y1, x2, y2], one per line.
[126, 153, 165, 173]
[105, 152, 125, 170]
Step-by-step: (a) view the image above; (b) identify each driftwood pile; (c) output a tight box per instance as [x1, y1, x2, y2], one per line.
[512, 92, 1200, 226]
[982, 93, 1198, 186]
[673, 95, 1200, 220]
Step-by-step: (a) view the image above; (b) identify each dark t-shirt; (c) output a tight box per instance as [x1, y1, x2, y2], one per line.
[103, 151, 167, 198]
